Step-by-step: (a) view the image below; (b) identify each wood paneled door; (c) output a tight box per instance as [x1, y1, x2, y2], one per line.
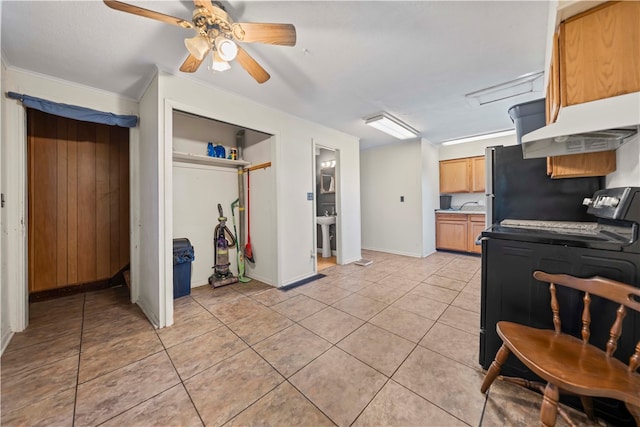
[27, 109, 130, 293]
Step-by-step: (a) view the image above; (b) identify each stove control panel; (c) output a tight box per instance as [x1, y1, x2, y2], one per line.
[586, 187, 639, 221]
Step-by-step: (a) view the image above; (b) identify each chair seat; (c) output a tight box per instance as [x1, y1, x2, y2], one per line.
[497, 321, 640, 406]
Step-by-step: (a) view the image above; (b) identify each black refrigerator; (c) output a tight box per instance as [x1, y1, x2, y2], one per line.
[484, 145, 603, 226]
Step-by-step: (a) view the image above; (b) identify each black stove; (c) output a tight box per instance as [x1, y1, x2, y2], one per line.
[482, 187, 640, 252]
[480, 187, 640, 426]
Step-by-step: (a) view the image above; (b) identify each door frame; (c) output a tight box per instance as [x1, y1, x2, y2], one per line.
[5, 103, 140, 333]
[312, 142, 341, 266]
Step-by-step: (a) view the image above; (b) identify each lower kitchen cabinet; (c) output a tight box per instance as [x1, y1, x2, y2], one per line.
[436, 213, 485, 254]
[467, 215, 485, 254]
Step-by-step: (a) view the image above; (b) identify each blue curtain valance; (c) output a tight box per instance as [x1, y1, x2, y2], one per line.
[7, 92, 138, 128]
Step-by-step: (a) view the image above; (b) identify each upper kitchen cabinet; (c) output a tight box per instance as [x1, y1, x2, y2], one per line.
[560, 2, 640, 107]
[470, 156, 485, 192]
[543, 1, 638, 179]
[440, 156, 485, 194]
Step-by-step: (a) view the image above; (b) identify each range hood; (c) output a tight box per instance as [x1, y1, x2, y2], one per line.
[521, 92, 639, 159]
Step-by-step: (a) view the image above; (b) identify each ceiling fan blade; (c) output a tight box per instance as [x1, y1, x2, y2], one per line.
[236, 47, 270, 84]
[104, 1, 193, 29]
[234, 23, 297, 46]
[180, 53, 207, 73]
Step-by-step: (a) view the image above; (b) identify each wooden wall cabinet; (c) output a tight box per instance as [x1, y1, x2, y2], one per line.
[439, 156, 485, 193]
[544, 1, 639, 178]
[560, 2, 640, 107]
[436, 213, 485, 254]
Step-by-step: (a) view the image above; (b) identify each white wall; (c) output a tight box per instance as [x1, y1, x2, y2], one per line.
[173, 164, 239, 287]
[606, 136, 640, 188]
[1, 68, 140, 341]
[137, 73, 162, 326]
[360, 140, 425, 257]
[243, 138, 276, 285]
[156, 72, 361, 310]
[421, 139, 440, 256]
[0, 0, 10, 353]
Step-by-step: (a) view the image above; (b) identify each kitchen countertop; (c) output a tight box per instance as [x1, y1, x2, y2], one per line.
[435, 208, 486, 214]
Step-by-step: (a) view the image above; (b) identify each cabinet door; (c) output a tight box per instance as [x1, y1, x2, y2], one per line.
[439, 159, 470, 193]
[436, 217, 468, 251]
[547, 30, 561, 124]
[470, 156, 485, 193]
[549, 150, 616, 178]
[561, 1, 640, 106]
[468, 220, 485, 254]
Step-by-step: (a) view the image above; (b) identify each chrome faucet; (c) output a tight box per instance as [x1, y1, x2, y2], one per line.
[324, 210, 329, 216]
[459, 201, 479, 210]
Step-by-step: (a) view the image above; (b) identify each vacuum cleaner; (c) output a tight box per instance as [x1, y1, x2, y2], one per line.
[208, 204, 239, 288]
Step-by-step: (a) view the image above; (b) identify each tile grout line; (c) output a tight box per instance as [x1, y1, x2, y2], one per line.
[71, 292, 87, 427]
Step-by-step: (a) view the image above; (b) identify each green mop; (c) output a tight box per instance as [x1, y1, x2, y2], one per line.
[231, 199, 251, 283]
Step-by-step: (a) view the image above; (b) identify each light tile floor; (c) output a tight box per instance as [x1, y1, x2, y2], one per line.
[1, 250, 597, 426]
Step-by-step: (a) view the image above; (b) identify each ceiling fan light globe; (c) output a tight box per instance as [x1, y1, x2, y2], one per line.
[210, 51, 231, 72]
[215, 36, 238, 62]
[184, 35, 210, 60]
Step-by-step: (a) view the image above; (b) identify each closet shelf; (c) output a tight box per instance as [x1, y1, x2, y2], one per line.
[172, 151, 250, 168]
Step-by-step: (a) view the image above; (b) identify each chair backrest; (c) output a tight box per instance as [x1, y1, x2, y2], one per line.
[533, 271, 640, 373]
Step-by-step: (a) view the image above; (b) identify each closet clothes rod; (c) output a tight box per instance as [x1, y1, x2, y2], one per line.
[240, 162, 271, 173]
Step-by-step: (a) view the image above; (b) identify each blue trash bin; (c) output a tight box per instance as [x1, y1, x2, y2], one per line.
[173, 238, 194, 298]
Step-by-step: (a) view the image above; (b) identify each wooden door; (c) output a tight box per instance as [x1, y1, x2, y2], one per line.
[439, 159, 470, 193]
[561, 1, 640, 106]
[436, 214, 468, 251]
[467, 215, 485, 254]
[28, 109, 130, 293]
[470, 156, 485, 193]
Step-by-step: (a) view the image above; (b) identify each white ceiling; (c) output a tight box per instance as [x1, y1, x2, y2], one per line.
[1, 1, 550, 150]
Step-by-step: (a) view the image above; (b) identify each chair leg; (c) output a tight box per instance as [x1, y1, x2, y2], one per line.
[625, 402, 640, 426]
[481, 344, 510, 393]
[579, 396, 595, 421]
[540, 382, 559, 427]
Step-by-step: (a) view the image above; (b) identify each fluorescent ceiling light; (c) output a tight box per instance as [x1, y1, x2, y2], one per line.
[465, 71, 543, 105]
[365, 114, 418, 140]
[441, 129, 516, 146]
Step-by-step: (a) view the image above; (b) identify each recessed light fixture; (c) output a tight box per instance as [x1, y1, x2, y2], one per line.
[441, 129, 516, 146]
[364, 113, 419, 140]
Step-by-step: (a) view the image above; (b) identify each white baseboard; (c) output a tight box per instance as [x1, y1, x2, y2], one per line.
[135, 296, 160, 329]
[1, 328, 14, 356]
[361, 246, 422, 258]
[316, 248, 337, 256]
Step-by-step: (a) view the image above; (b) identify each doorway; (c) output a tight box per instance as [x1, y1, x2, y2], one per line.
[315, 146, 339, 271]
[27, 109, 131, 298]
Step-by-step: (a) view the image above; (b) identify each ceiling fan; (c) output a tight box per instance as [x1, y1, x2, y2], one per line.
[104, 0, 297, 84]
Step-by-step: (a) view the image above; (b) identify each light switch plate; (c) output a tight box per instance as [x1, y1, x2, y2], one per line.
[307, 192, 314, 200]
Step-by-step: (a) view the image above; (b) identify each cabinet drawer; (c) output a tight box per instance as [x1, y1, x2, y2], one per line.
[436, 213, 467, 221]
[469, 214, 486, 223]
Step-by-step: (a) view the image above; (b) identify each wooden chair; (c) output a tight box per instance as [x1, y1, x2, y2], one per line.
[480, 271, 640, 427]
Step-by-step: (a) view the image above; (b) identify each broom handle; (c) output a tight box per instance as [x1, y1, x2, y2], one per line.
[247, 170, 251, 241]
